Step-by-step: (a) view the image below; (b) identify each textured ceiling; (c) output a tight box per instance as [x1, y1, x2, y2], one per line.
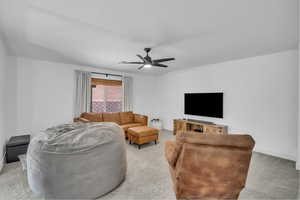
[0, 0, 298, 74]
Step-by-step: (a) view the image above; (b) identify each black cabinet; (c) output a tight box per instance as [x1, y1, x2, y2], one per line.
[6, 135, 30, 163]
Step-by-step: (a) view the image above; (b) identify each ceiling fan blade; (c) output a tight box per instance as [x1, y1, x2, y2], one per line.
[120, 61, 144, 64]
[136, 54, 146, 62]
[138, 65, 144, 70]
[153, 63, 168, 68]
[153, 58, 175, 63]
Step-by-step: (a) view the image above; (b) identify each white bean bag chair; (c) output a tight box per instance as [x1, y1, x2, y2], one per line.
[27, 122, 127, 199]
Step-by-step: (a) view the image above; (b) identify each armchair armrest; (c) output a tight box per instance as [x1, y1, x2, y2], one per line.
[134, 114, 148, 126]
[73, 117, 90, 123]
[164, 141, 183, 169]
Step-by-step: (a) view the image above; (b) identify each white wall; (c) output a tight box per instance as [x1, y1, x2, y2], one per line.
[298, 46, 300, 169]
[159, 50, 298, 161]
[0, 37, 7, 171]
[133, 75, 160, 119]
[297, 6, 300, 170]
[4, 56, 17, 142]
[0, 37, 17, 171]
[15, 58, 159, 137]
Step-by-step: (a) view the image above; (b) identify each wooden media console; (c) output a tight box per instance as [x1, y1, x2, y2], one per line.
[173, 119, 228, 135]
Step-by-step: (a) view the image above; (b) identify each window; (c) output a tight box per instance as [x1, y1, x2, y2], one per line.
[91, 78, 122, 113]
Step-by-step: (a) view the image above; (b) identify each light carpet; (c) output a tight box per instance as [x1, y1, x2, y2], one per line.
[0, 130, 299, 200]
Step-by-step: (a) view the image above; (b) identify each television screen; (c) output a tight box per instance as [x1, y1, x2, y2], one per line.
[184, 93, 223, 118]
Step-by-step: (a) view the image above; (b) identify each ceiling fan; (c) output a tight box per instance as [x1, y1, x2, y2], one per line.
[120, 48, 175, 70]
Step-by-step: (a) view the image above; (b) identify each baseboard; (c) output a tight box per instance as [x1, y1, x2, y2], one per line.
[253, 147, 296, 162]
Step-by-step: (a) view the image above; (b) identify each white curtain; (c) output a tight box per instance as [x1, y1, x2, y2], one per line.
[74, 70, 91, 117]
[122, 76, 133, 112]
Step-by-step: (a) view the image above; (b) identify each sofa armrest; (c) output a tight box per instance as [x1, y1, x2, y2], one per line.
[133, 114, 148, 126]
[73, 117, 90, 123]
[164, 141, 182, 168]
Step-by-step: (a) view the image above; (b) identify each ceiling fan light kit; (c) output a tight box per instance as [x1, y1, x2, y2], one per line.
[120, 48, 175, 70]
[143, 64, 152, 68]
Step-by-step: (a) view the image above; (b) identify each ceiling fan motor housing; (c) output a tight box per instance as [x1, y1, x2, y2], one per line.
[144, 48, 152, 62]
[144, 47, 151, 53]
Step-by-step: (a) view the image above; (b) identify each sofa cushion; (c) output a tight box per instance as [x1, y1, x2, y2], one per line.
[103, 112, 121, 125]
[120, 112, 134, 124]
[81, 113, 103, 122]
[120, 123, 142, 131]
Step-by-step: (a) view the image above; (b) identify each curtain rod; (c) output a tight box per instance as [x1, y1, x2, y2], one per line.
[91, 72, 123, 77]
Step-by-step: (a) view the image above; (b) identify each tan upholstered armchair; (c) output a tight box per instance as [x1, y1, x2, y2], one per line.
[165, 131, 255, 200]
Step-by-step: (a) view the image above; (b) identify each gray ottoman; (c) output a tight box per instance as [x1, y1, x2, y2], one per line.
[27, 122, 127, 199]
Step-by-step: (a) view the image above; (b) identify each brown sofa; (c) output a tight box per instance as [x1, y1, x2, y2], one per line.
[165, 131, 255, 200]
[74, 112, 148, 138]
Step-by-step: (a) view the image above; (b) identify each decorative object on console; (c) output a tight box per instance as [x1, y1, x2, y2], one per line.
[6, 135, 30, 163]
[187, 119, 215, 125]
[165, 132, 255, 199]
[173, 119, 227, 135]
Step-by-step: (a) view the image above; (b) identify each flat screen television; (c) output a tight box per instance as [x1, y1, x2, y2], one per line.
[184, 93, 223, 118]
